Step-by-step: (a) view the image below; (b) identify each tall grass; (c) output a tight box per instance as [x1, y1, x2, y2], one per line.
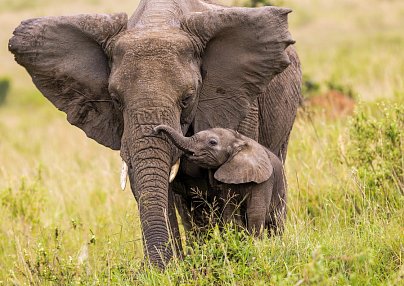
[3, 99, 402, 284]
[0, 0, 403, 284]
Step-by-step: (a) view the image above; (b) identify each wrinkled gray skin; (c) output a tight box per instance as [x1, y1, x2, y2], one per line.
[9, 0, 301, 268]
[154, 125, 286, 236]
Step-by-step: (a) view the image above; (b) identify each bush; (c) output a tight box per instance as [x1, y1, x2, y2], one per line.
[346, 102, 403, 206]
[0, 174, 46, 224]
[302, 74, 321, 98]
[241, 0, 282, 7]
[0, 78, 10, 106]
[326, 80, 357, 100]
[301, 75, 356, 100]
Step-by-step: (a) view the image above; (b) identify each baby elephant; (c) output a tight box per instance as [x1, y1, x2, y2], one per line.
[154, 125, 286, 236]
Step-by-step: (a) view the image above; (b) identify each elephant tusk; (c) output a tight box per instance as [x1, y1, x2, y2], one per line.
[120, 160, 128, 191]
[169, 159, 180, 183]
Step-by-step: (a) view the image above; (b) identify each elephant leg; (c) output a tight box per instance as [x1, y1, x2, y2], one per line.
[219, 188, 239, 225]
[266, 153, 287, 235]
[245, 183, 271, 237]
[172, 172, 213, 236]
[266, 187, 287, 235]
[167, 187, 183, 259]
[174, 191, 192, 232]
[246, 197, 266, 237]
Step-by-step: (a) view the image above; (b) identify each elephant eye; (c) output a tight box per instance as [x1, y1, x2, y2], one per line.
[180, 90, 194, 109]
[111, 93, 123, 110]
[208, 138, 218, 146]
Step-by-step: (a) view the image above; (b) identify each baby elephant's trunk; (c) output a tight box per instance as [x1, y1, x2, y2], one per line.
[154, 125, 194, 154]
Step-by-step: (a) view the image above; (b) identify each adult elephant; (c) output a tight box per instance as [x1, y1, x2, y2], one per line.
[9, 0, 301, 268]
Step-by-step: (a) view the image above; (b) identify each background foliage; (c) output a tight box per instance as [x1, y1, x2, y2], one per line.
[0, 0, 403, 284]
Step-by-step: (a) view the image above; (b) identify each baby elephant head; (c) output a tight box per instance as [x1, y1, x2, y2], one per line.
[154, 125, 273, 184]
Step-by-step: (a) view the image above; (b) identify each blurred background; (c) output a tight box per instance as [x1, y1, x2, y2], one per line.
[0, 0, 403, 284]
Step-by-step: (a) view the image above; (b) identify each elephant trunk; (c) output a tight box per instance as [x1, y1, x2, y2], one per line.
[122, 110, 182, 268]
[128, 139, 172, 268]
[154, 125, 195, 155]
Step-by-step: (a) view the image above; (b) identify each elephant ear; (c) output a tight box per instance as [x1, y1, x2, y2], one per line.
[8, 13, 127, 150]
[214, 136, 273, 184]
[182, 7, 294, 132]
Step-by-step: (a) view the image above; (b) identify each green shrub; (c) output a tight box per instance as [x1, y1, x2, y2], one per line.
[301, 75, 357, 100]
[0, 78, 10, 106]
[302, 74, 321, 98]
[346, 102, 403, 206]
[326, 80, 357, 100]
[0, 173, 46, 224]
[241, 0, 282, 7]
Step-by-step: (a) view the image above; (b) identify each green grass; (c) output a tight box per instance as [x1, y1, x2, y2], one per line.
[0, 0, 403, 285]
[1, 101, 402, 285]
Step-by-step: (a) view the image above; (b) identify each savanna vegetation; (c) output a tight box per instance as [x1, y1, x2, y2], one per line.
[0, 0, 403, 284]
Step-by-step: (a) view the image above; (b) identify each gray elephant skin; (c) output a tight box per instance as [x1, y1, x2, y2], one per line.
[9, 0, 302, 268]
[154, 125, 286, 236]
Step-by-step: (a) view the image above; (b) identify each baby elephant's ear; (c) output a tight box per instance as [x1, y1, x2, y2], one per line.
[214, 138, 273, 184]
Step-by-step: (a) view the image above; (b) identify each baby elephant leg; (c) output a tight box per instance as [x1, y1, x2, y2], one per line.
[266, 182, 287, 235]
[245, 182, 272, 237]
[265, 152, 287, 235]
[219, 187, 245, 228]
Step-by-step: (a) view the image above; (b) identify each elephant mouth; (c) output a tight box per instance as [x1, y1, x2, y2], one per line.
[179, 145, 197, 158]
[185, 151, 206, 164]
[185, 150, 198, 159]
[182, 149, 198, 159]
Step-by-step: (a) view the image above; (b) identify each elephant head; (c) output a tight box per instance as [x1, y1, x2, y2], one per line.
[154, 125, 273, 184]
[9, 0, 294, 267]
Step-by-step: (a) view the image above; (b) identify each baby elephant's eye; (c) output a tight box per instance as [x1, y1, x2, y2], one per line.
[208, 138, 218, 146]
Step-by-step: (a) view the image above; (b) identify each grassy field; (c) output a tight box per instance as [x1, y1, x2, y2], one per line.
[0, 0, 403, 284]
